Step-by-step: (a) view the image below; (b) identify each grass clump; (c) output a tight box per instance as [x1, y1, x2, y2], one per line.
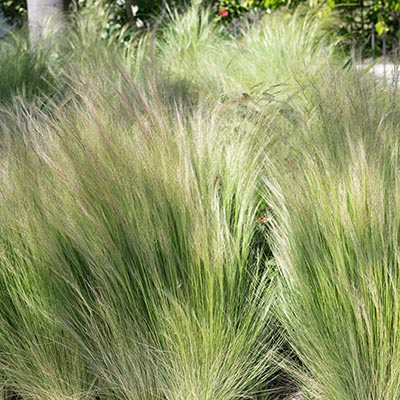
[3, 3, 400, 400]
[0, 62, 281, 399]
[0, 33, 56, 105]
[267, 71, 400, 399]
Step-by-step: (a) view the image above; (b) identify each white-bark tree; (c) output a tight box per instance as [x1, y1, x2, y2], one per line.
[27, 0, 70, 45]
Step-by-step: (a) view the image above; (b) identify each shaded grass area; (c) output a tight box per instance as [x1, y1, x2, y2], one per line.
[0, 3, 399, 400]
[0, 33, 56, 105]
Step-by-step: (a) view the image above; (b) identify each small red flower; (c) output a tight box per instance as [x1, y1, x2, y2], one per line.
[258, 216, 265, 223]
[219, 8, 229, 17]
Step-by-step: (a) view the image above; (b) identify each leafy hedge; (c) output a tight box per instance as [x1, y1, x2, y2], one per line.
[213, 0, 399, 55]
[0, 0, 26, 27]
[331, 0, 400, 56]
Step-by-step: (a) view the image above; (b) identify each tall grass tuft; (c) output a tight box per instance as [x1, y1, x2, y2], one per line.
[157, 5, 339, 101]
[0, 121, 95, 399]
[0, 32, 56, 104]
[0, 61, 281, 399]
[267, 69, 400, 399]
[0, 4, 358, 399]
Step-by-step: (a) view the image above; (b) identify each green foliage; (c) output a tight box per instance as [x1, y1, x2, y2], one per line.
[2, 4, 400, 400]
[0, 0, 187, 34]
[0, 78, 281, 399]
[0, 0, 26, 26]
[267, 69, 400, 399]
[0, 32, 56, 104]
[329, 0, 400, 55]
[1, 0, 398, 55]
[213, 0, 399, 55]
[0, 6, 298, 399]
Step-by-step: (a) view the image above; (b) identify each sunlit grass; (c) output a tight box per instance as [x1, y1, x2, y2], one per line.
[0, 61, 281, 399]
[267, 69, 400, 400]
[2, 3, 399, 400]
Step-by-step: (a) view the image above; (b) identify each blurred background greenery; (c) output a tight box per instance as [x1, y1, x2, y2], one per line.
[0, 0, 399, 56]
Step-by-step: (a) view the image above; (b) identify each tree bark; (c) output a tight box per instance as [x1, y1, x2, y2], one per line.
[27, 0, 70, 45]
[125, 0, 136, 21]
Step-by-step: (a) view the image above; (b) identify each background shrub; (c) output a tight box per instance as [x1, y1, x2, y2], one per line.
[1, 0, 399, 54]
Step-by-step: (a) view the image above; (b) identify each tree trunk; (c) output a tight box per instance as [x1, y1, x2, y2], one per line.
[27, 0, 69, 45]
[125, 0, 136, 21]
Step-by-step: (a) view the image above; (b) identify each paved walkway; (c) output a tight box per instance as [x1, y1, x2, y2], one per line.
[357, 63, 399, 84]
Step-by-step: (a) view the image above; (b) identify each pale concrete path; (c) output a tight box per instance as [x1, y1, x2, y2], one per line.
[356, 62, 399, 83]
[370, 63, 398, 79]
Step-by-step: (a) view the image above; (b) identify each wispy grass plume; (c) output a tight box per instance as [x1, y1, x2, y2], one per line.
[0, 62, 281, 399]
[267, 69, 400, 400]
